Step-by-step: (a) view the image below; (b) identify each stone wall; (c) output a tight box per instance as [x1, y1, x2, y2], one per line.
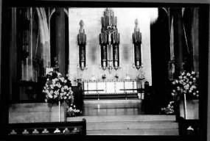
[9, 103, 65, 123]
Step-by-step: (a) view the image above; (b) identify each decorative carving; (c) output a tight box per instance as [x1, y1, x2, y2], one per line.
[22, 129, 29, 135]
[112, 29, 120, 70]
[54, 128, 61, 133]
[99, 8, 120, 71]
[77, 20, 87, 70]
[42, 128, 49, 134]
[99, 32, 108, 70]
[132, 19, 142, 69]
[32, 129, 39, 134]
[10, 130, 17, 135]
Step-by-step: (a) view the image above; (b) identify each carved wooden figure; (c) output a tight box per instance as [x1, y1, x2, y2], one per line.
[77, 20, 87, 70]
[99, 8, 120, 71]
[132, 19, 142, 69]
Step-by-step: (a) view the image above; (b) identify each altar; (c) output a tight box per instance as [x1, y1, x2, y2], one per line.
[83, 80, 145, 100]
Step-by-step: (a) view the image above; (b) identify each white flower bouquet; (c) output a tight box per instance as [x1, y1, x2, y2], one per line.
[171, 71, 199, 100]
[67, 104, 82, 117]
[161, 71, 199, 115]
[42, 70, 73, 104]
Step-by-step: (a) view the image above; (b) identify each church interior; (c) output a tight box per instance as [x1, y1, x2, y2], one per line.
[0, 2, 209, 141]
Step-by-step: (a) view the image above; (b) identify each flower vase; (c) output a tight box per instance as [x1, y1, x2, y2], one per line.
[63, 101, 67, 122]
[179, 94, 199, 120]
[48, 101, 65, 122]
[183, 93, 187, 119]
[58, 100, 61, 122]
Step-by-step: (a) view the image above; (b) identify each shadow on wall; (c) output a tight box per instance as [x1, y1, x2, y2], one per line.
[123, 44, 131, 62]
[88, 38, 98, 63]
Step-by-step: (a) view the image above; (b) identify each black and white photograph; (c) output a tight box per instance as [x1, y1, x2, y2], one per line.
[0, 0, 209, 141]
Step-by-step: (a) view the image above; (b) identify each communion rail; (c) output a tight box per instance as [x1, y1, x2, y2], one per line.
[83, 80, 147, 100]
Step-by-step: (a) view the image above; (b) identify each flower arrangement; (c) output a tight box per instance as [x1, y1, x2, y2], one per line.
[161, 101, 175, 115]
[161, 71, 199, 115]
[67, 104, 82, 117]
[42, 70, 82, 116]
[171, 71, 199, 100]
[42, 70, 73, 104]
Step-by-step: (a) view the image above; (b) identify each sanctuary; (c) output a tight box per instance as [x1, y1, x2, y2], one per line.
[2, 6, 205, 138]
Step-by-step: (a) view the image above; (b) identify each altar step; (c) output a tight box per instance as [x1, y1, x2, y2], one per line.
[67, 115, 179, 135]
[84, 93, 139, 100]
[83, 99, 143, 116]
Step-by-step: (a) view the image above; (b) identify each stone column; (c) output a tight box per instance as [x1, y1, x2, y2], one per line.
[173, 8, 184, 76]
[10, 8, 18, 101]
[55, 8, 66, 75]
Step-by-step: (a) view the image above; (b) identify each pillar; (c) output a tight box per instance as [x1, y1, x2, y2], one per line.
[55, 8, 66, 75]
[173, 8, 184, 76]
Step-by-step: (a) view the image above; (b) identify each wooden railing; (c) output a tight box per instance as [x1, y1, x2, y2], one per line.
[83, 80, 146, 100]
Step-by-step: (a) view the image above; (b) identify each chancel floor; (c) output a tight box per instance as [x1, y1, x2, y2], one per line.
[67, 99, 179, 135]
[9, 99, 179, 136]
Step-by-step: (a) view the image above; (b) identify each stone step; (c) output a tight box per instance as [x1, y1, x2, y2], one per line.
[83, 108, 141, 116]
[67, 115, 176, 122]
[84, 93, 138, 100]
[86, 121, 178, 130]
[67, 115, 178, 135]
[83, 99, 143, 116]
[87, 128, 179, 135]
[84, 99, 141, 109]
